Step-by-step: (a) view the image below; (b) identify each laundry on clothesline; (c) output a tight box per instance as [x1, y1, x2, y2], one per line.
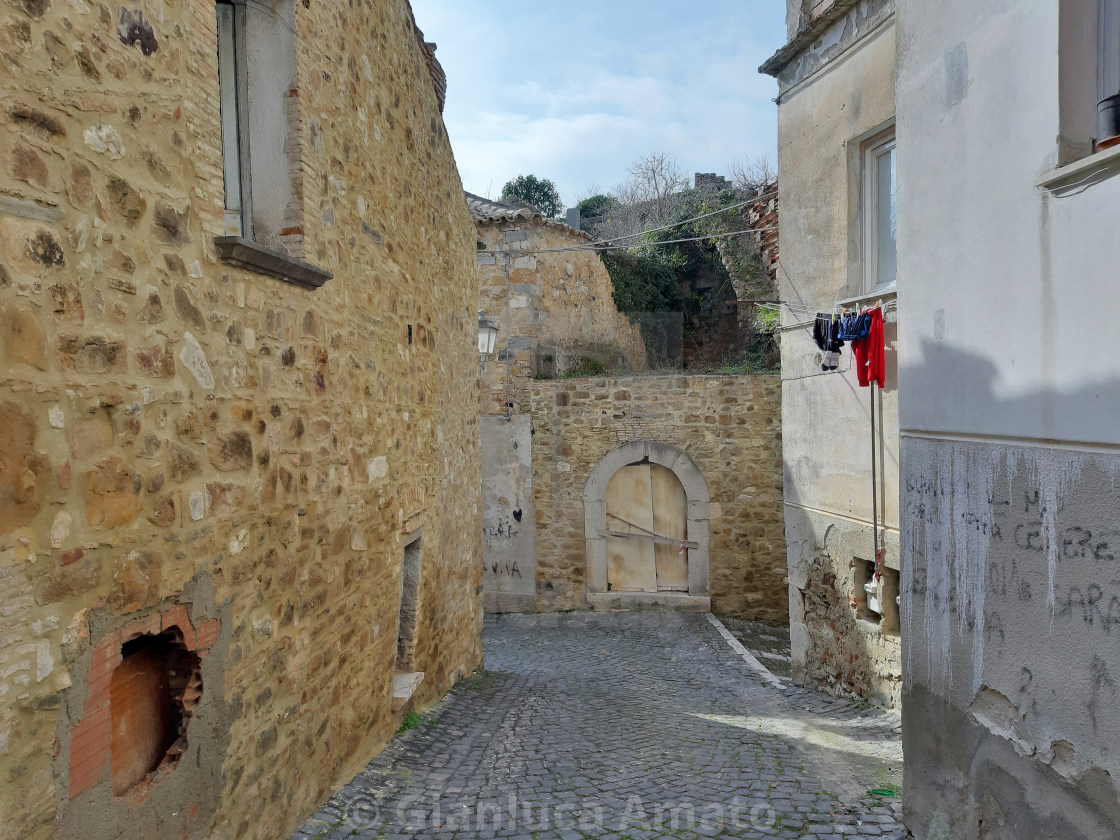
[810, 305, 886, 386]
[852, 306, 885, 388]
[812, 313, 844, 371]
[837, 309, 874, 342]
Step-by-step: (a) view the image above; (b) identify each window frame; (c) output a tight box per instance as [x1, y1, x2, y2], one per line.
[212, 0, 331, 288]
[861, 128, 897, 294]
[1099, 0, 1120, 149]
[216, 0, 253, 238]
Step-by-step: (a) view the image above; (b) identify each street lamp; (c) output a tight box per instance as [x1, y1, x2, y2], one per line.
[478, 310, 498, 375]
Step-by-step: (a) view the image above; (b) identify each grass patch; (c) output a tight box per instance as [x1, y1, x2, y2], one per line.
[397, 712, 423, 734]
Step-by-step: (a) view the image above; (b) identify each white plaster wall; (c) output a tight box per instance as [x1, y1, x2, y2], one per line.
[778, 21, 899, 533]
[896, 0, 1120, 446]
[896, 1, 1120, 836]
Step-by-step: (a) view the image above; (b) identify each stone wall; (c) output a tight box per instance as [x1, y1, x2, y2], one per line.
[0, 2, 481, 839]
[476, 219, 645, 416]
[527, 375, 787, 619]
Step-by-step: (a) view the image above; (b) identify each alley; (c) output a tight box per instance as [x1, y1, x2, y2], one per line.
[292, 612, 906, 840]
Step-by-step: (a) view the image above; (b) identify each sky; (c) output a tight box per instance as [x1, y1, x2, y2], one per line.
[408, 1, 785, 208]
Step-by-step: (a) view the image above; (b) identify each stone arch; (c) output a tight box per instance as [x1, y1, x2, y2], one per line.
[583, 440, 711, 609]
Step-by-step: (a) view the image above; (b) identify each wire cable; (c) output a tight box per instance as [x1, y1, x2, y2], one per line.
[478, 224, 779, 256]
[576, 198, 756, 249]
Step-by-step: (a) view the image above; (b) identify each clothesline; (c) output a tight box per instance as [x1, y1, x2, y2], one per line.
[757, 299, 897, 315]
[811, 306, 886, 388]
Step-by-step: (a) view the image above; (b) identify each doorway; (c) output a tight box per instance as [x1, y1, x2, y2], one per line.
[604, 462, 690, 592]
[583, 440, 710, 608]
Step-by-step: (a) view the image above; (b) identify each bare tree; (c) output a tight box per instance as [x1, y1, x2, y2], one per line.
[728, 155, 776, 194]
[579, 152, 691, 245]
[626, 151, 690, 224]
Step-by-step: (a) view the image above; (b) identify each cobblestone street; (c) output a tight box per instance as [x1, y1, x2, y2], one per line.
[292, 612, 906, 840]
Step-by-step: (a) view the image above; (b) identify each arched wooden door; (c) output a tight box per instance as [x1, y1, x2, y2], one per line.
[604, 462, 691, 592]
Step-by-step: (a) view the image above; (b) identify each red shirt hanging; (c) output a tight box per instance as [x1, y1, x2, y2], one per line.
[851, 307, 885, 388]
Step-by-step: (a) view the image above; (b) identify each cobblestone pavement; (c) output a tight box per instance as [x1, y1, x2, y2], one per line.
[719, 617, 794, 680]
[292, 612, 906, 840]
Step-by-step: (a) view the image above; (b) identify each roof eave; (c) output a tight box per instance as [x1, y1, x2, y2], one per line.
[758, 0, 866, 77]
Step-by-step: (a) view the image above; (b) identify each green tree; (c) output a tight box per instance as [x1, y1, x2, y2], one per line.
[575, 194, 615, 232]
[501, 174, 564, 218]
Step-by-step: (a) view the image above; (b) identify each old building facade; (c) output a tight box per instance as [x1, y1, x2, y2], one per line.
[761, 0, 902, 708]
[896, 2, 1120, 837]
[471, 193, 646, 415]
[0, 2, 481, 839]
[768, 0, 1120, 837]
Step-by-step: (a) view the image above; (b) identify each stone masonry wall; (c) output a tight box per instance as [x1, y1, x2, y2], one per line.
[477, 219, 645, 416]
[528, 375, 787, 619]
[0, 2, 481, 839]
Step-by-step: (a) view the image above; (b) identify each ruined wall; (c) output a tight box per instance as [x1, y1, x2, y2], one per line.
[526, 375, 786, 619]
[0, 2, 482, 839]
[768, 7, 900, 706]
[896, 0, 1120, 836]
[476, 219, 645, 416]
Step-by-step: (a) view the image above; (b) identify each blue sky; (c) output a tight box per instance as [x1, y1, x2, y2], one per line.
[409, 1, 784, 207]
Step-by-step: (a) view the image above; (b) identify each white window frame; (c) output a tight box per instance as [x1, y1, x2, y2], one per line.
[862, 129, 897, 293]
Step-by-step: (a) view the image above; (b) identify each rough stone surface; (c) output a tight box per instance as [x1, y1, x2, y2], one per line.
[528, 375, 787, 619]
[0, 2, 482, 839]
[474, 211, 645, 416]
[291, 612, 905, 840]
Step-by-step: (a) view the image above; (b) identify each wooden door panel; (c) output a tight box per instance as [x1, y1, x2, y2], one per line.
[605, 465, 654, 533]
[651, 464, 688, 591]
[605, 534, 656, 592]
[605, 465, 656, 592]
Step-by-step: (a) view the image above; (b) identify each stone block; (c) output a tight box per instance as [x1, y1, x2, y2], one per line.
[107, 550, 160, 612]
[0, 401, 50, 534]
[209, 431, 253, 472]
[1, 305, 47, 370]
[67, 414, 113, 460]
[83, 457, 143, 530]
[58, 336, 126, 374]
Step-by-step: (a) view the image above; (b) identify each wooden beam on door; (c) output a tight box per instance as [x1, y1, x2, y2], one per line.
[598, 529, 698, 550]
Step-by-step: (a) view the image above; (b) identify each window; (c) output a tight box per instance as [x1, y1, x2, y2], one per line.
[1099, 0, 1120, 149]
[396, 535, 422, 671]
[862, 130, 897, 292]
[213, 0, 331, 288]
[1056, 1, 1120, 165]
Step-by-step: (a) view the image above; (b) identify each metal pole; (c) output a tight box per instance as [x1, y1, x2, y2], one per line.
[870, 382, 879, 578]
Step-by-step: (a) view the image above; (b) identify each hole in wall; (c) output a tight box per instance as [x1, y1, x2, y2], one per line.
[109, 628, 202, 796]
[407, 324, 413, 345]
[851, 557, 881, 622]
